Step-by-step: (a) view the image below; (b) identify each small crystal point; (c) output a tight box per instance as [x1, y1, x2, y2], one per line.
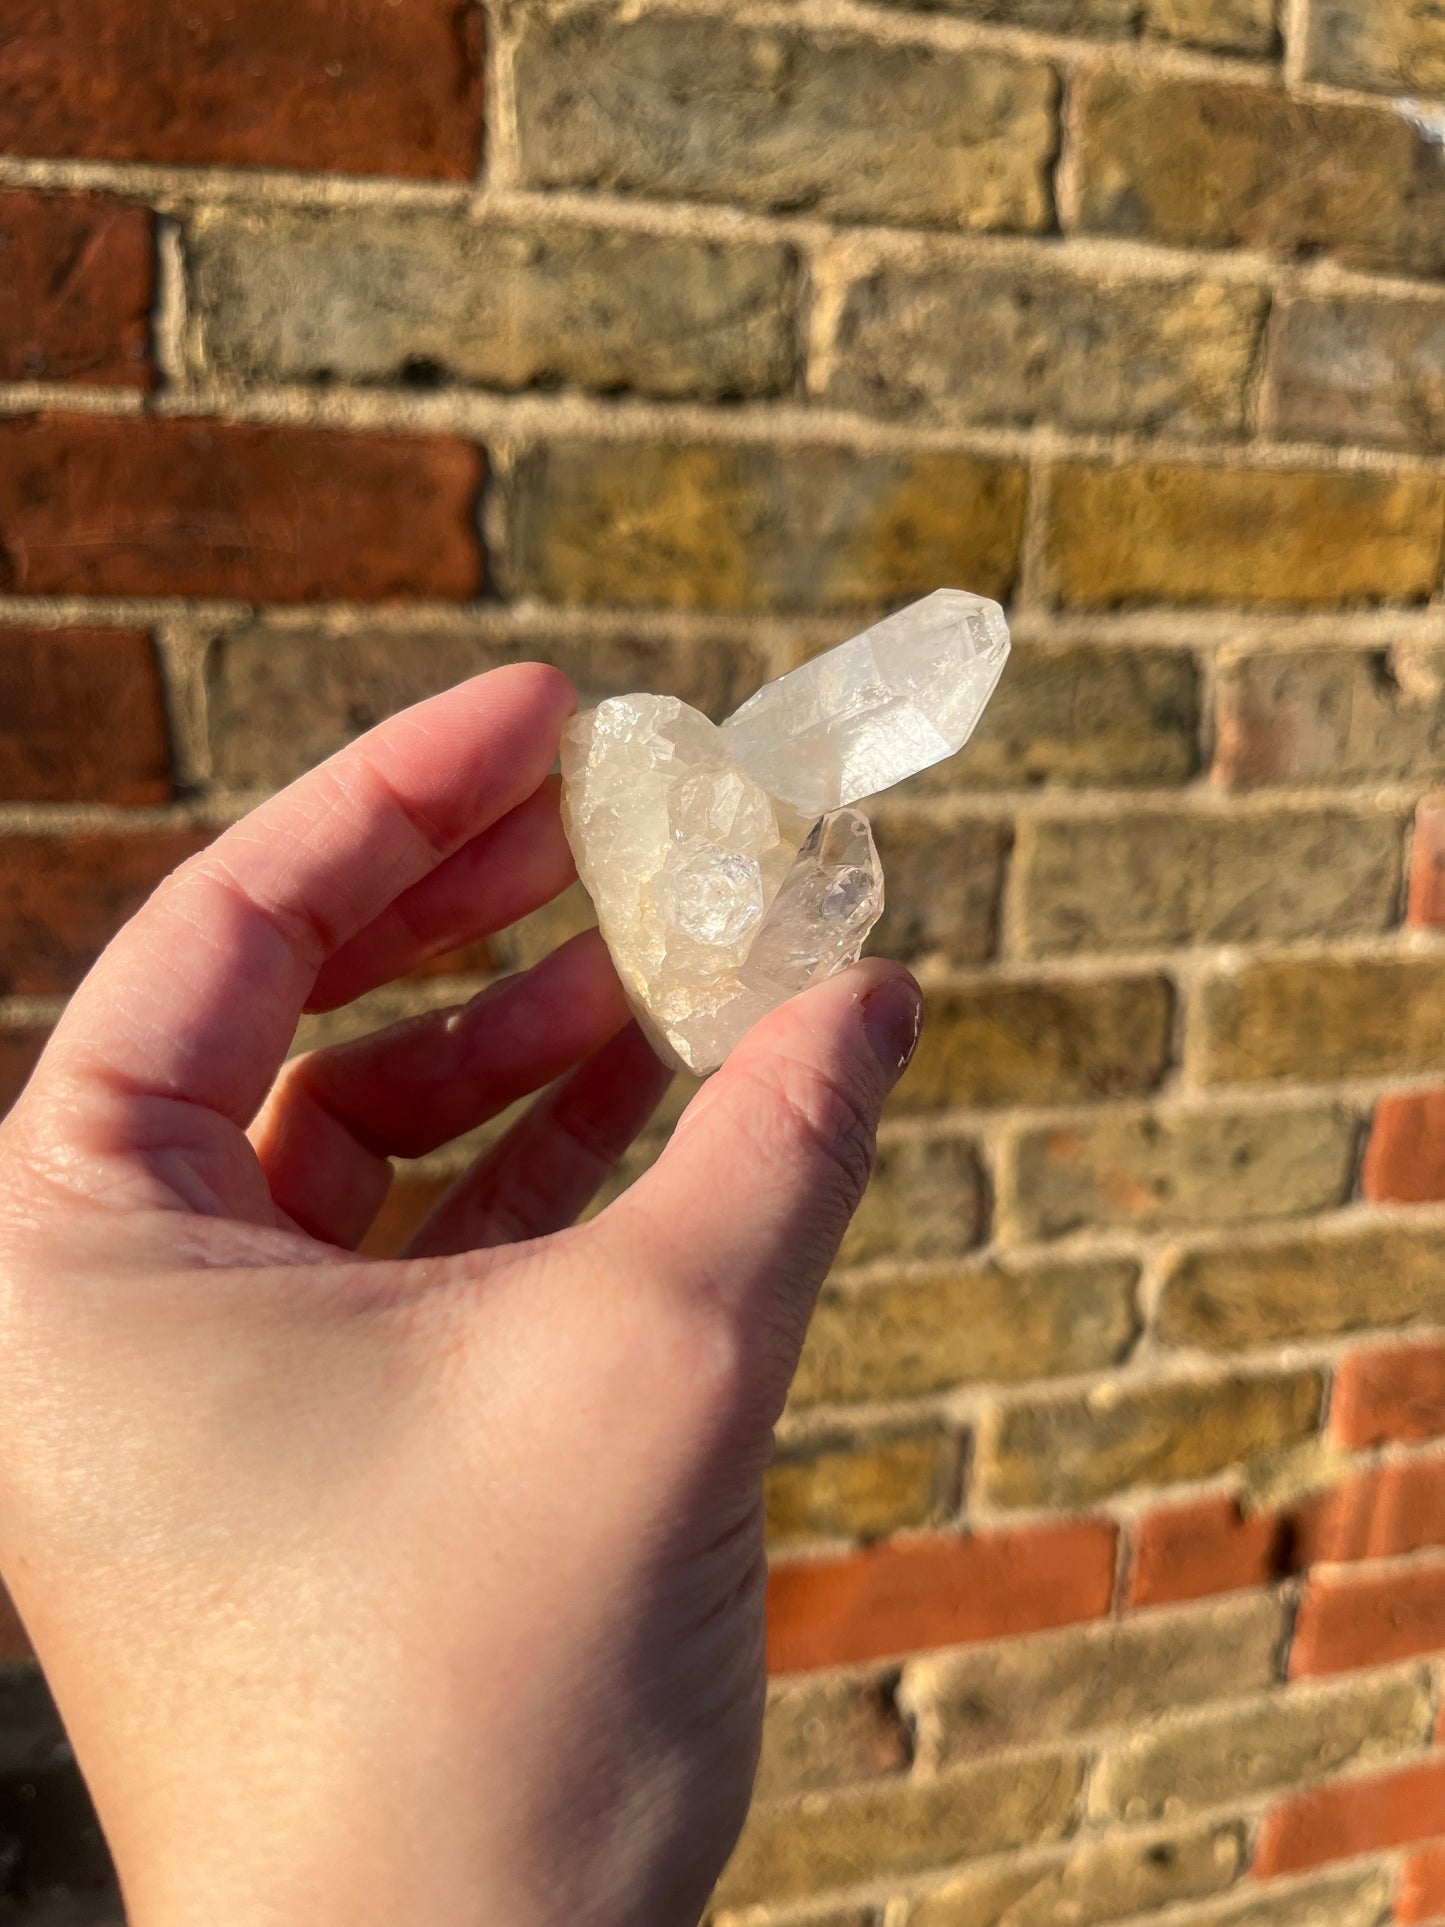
[721, 588, 1010, 817]
[558, 590, 1009, 1073]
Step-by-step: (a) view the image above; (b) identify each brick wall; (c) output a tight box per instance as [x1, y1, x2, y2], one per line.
[3, 1, 1445, 1922]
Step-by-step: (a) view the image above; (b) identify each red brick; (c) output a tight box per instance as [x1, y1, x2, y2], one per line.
[1411, 795, 1445, 928]
[0, 1027, 48, 1117]
[0, 0, 483, 178]
[0, 829, 212, 995]
[0, 1586, 31, 1662]
[0, 415, 483, 600]
[765, 1521, 1117, 1675]
[1129, 1460, 1445, 1608]
[1254, 1755, 1445, 1875]
[0, 628, 171, 803]
[1401, 1845, 1445, 1925]
[1291, 1559, 1445, 1677]
[0, 190, 152, 385]
[1363, 1090, 1445, 1204]
[1333, 1342, 1445, 1448]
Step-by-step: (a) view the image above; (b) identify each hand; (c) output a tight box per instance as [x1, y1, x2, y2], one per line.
[0, 666, 922, 1927]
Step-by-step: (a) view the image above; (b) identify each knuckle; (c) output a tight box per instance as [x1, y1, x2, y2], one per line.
[752, 1055, 880, 1218]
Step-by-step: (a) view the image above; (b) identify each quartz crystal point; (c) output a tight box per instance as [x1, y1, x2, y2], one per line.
[560, 589, 1009, 1074]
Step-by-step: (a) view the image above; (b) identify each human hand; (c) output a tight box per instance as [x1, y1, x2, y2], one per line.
[0, 666, 922, 1927]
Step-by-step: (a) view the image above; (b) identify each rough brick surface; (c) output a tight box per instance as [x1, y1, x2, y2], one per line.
[764, 1429, 956, 1546]
[836, 1133, 986, 1269]
[0, 1029, 49, 1119]
[972, 1369, 1324, 1511]
[1331, 1341, 1445, 1446]
[898, 1593, 1285, 1767]
[1254, 1753, 1445, 1874]
[900, 975, 1175, 1111]
[0, 830, 211, 996]
[1044, 460, 1444, 610]
[0, 416, 483, 601]
[509, 440, 1027, 614]
[1409, 792, 1445, 927]
[0, 0, 483, 176]
[0, 191, 152, 386]
[208, 625, 768, 792]
[1264, 295, 1445, 451]
[1290, 1559, 1445, 1676]
[765, 1522, 1117, 1674]
[1005, 1103, 1358, 1241]
[1070, 70, 1445, 275]
[792, 1256, 1138, 1406]
[0, 628, 170, 804]
[717, 1748, 1082, 1908]
[1159, 1224, 1445, 1348]
[514, 11, 1057, 232]
[1107, 1869, 1393, 1927]
[818, 257, 1264, 436]
[1193, 956, 1445, 1084]
[188, 207, 798, 402]
[875, 0, 1273, 46]
[1088, 1667, 1433, 1822]
[898, 1822, 1243, 1927]
[1014, 807, 1403, 954]
[1400, 1843, 1445, 1925]
[870, 815, 1009, 967]
[1300, 0, 1445, 94]
[754, 1672, 908, 1805]
[908, 643, 1200, 792]
[1362, 1090, 1445, 1203]
[1214, 642, 1445, 788]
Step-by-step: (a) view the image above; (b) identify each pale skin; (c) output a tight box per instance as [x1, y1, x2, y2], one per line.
[0, 664, 924, 1927]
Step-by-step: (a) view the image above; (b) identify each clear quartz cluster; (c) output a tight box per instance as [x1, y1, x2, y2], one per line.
[560, 588, 1010, 1073]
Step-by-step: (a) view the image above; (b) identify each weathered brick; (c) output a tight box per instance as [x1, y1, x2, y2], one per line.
[1102, 1868, 1393, 1927]
[1090, 1667, 1433, 1823]
[875, 0, 1273, 49]
[1255, 1753, 1445, 1874]
[514, 11, 1056, 232]
[714, 1748, 1082, 1907]
[0, 628, 171, 804]
[1332, 1340, 1445, 1446]
[1362, 1090, 1445, 1203]
[902, 643, 1200, 793]
[836, 1132, 986, 1268]
[793, 1257, 1138, 1407]
[764, 1428, 957, 1547]
[1400, 1842, 1445, 1925]
[1301, 0, 1445, 93]
[755, 1672, 908, 1805]
[973, 1370, 1324, 1511]
[0, 190, 151, 386]
[1214, 642, 1445, 788]
[0, 0, 482, 176]
[1128, 1459, 1445, 1607]
[1409, 791, 1445, 927]
[207, 625, 769, 791]
[1159, 1223, 1445, 1348]
[1290, 1559, 1445, 1677]
[766, 1521, 1117, 1674]
[897, 1822, 1243, 1927]
[508, 441, 1027, 615]
[187, 206, 796, 402]
[0, 830, 211, 996]
[713, 1909, 874, 1927]
[0, 415, 482, 601]
[0, 1028, 48, 1119]
[870, 815, 1008, 968]
[899, 1593, 1285, 1768]
[901, 975, 1175, 1112]
[1264, 294, 1445, 451]
[1015, 807, 1403, 955]
[1002, 1103, 1359, 1241]
[1193, 955, 1445, 1085]
[1044, 459, 1444, 610]
[1070, 69, 1445, 275]
[819, 257, 1264, 436]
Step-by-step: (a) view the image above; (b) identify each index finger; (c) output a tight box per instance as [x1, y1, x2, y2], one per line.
[47, 663, 575, 1124]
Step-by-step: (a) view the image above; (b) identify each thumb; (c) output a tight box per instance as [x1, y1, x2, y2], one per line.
[597, 958, 923, 1404]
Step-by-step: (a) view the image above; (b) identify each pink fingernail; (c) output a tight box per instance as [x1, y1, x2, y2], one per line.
[861, 978, 924, 1082]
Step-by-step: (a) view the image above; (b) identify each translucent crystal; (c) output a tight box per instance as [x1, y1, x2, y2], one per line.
[559, 589, 1009, 1073]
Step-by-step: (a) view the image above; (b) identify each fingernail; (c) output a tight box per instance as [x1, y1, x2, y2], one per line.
[861, 977, 924, 1082]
